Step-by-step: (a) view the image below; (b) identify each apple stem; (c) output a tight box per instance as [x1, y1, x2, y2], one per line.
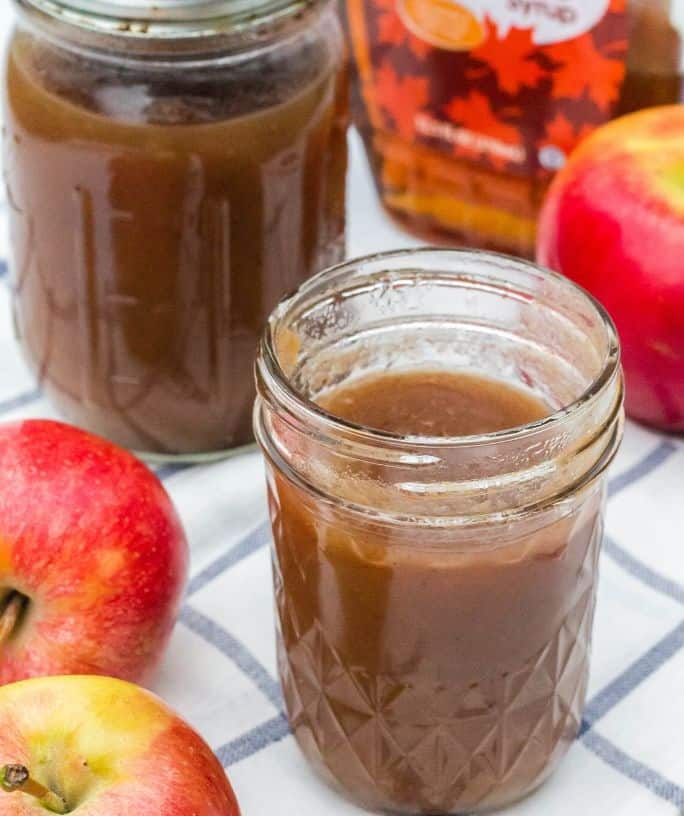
[0, 592, 26, 647]
[1, 764, 68, 813]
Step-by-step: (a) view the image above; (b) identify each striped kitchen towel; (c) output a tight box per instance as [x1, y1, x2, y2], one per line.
[0, 128, 682, 815]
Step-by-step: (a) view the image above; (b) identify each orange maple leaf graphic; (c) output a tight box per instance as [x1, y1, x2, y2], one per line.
[469, 16, 545, 95]
[445, 91, 520, 144]
[545, 35, 627, 111]
[545, 111, 576, 148]
[375, 0, 431, 58]
[376, 62, 430, 140]
[542, 112, 595, 154]
[444, 91, 522, 169]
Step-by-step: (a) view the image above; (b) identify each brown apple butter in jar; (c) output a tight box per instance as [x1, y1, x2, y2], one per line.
[255, 249, 624, 814]
[3, 0, 348, 459]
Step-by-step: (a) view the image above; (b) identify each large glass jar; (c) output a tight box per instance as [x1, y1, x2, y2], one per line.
[344, 0, 683, 258]
[255, 249, 624, 813]
[3, 0, 348, 459]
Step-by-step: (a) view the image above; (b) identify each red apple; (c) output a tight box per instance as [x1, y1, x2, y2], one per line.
[537, 105, 684, 431]
[0, 420, 188, 684]
[0, 675, 241, 814]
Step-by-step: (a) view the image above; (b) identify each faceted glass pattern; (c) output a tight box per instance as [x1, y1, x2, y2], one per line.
[270, 470, 605, 814]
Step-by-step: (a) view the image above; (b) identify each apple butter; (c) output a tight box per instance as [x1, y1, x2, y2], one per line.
[318, 370, 549, 436]
[3, 0, 348, 457]
[255, 249, 624, 813]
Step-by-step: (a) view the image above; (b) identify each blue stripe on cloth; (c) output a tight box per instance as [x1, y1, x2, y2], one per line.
[604, 536, 684, 607]
[581, 620, 684, 736]
[187, 519, 271, 598]
[582, 730, 684, 808]
[179, 604, 283, 711]
[601, 442, 684, 608]
[0, 387, 42, 415]
[0, 259, 7, 280]
[175, 444, 681, 612]
[216, 713, 290, 768]
[172, 442, 684, 789]
[214, 623, 684, 783]
[608, 440, 678, 499]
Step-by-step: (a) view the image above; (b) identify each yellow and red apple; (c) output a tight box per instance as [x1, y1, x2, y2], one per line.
[0, 675, 240, 814]
[0, 420, 188, 684]
[538, 105, 684, 431]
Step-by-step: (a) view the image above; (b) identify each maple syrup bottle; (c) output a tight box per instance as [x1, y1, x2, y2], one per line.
[345, 0, 683, 259]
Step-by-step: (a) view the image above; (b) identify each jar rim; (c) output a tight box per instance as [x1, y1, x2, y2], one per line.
[13, 0, 322, 47]
[258, 247, 622, 451]
[33, 0, 300, 22]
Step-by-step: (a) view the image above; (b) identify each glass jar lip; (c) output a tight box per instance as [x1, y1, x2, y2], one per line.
[41, 0, 291, 22]
[14, 0, 320, 43]
[259, 247, 622, 450]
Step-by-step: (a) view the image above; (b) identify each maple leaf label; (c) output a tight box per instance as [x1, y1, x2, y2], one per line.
[416, 112, 526, 165]
[468, 16, 544, 95]
[347, 0, 627, 175]
[545, 36, 627, 111]
[375, 63, 430, 140]
[483, 0, 611, 44]
[375, 0, 431, 58]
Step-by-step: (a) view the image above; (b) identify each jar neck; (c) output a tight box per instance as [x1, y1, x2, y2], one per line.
[254, 249, 624, 527]
[255, 366, 624, 528]
[13, 0, 328, 61]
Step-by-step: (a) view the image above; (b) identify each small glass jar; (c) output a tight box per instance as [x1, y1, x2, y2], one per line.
[255, 249, 623, 814]
[3, 0, 348, 460]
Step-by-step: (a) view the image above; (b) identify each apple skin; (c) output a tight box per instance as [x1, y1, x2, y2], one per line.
[0, 675, 240, 814]
[0, 420, 188, 685]
[537, 105, 684, 431]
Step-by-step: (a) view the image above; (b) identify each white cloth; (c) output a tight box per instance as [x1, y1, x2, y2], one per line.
[0, 107, 682, 815]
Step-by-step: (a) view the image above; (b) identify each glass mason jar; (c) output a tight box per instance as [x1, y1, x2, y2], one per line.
[255, 249, 624, 814]
[3, 0, 348, 460]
